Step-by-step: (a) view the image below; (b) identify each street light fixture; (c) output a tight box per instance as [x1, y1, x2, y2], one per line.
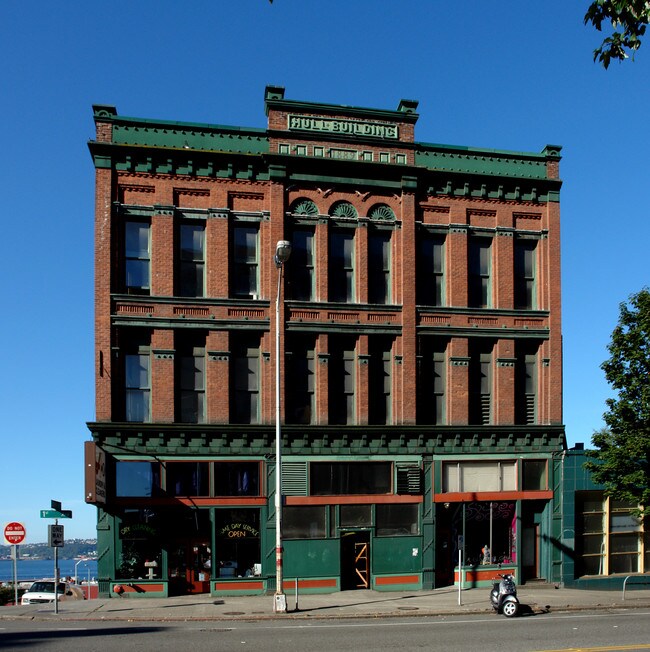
[273, 239, 291, 613]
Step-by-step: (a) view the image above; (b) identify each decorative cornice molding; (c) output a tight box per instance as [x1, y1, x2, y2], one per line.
[153, 349, 175, 360]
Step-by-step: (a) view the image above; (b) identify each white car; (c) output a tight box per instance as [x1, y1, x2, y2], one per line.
[20, 580, 79, 605]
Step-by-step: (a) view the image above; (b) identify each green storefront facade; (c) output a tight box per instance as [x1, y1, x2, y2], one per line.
[87, 426, 566, 598]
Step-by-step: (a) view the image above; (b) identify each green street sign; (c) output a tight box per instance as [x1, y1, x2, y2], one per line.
[40, 509, 72, 519]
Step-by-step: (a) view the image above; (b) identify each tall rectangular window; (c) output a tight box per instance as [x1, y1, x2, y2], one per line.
[231, 335, 260, 424]
[368, 232, 391, 304]
[125, 222, 150, 294]
[178, 347, 205, 423]
[468, 237, 492, 308]
[289, 229, 315, 300]
[232, 225, 259, 298]
[286, 336, 315, 424]
[329, 231, 355, 303]
[179, 223, 205, 297]
[369, 338, 392, 425]
[329, 338, 356, 425]
[125, 352, 150, 422]
[469, 342, 492, 425]
[514, 240, 537, 309]
[515, 342, 537, 424]
[418, 235, 445, 306]
[417, 339, 446, 425]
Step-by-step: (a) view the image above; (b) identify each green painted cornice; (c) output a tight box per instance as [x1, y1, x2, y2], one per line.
[88, 104, 561, 200]
[415, 142, 557, 180]
[91, 105, 268, 155]
[87, 422, 565, 456]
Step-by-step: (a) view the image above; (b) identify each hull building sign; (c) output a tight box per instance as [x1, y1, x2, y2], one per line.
[288, 115, 399, 140]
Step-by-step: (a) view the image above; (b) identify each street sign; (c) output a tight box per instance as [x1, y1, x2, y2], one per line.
[3, 522, 26, 545]
[48, 524, 64, 547]
[51, 500, 62, 512]
[40, 509, 72, 519]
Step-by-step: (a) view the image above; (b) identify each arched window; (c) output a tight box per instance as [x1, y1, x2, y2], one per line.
[329, 201, 358, 219]
[368, 204, 395, 221]
[290, 198, 318, 216]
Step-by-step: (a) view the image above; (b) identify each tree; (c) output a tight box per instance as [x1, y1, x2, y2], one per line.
[585, 1, 650, 67]
[585, 288, 650, 518]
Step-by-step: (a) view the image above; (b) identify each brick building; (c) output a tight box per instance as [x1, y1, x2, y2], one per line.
[85, 86, 565, 598]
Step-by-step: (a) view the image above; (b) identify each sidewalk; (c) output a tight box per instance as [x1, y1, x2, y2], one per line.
[2, 585, 650, 622]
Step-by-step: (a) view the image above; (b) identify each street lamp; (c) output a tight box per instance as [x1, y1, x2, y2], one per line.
[273, 239, 291, 614]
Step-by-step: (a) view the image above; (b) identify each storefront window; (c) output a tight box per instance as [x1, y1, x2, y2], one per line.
[116, 461, 161, 497]
[284, 506, 326, 539]
[214, 462, 260, 496]
[441, 501, 516, 565]
[215, 509, 260, 578]
[310, 462, 391, 495]
[575, 492, 644, 576]
[376, 504, 419, 536]
[522, 460, 547, 490]
[443, 461, 516, 493]
[117, 509, 163, 579]
[340, 505, 372, 528]
[166, 461, 209, 496]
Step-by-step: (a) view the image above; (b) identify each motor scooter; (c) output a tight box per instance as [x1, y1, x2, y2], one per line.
[489, 573, 519, 617]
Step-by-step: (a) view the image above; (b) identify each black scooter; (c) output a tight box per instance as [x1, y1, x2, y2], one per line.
[490, 573, 519, 617]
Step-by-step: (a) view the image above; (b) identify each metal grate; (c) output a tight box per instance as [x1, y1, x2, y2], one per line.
[396, 465, 422, 494]
[281, 462, 308, 496]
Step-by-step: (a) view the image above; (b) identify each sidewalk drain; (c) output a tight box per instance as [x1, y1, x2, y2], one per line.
[223, 611, 246, 615]
[397, 606, 419, 611]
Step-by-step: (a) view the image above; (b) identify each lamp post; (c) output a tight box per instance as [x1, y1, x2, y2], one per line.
[273, 239, 291, 614]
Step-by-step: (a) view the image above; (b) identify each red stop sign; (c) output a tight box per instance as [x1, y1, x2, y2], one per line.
[4, 522, 26, 545]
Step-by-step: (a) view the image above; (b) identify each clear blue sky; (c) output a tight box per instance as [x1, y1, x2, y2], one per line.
[1, 1, 648, 543]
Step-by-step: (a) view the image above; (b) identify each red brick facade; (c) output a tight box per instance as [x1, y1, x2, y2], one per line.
[87, 88, 564, 595]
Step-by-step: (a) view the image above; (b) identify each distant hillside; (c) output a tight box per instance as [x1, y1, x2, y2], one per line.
[0, 540, 97, 561]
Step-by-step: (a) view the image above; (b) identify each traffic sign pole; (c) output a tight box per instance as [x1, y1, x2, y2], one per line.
[54, 519, 59, 615]
[12, 546, 17, 607]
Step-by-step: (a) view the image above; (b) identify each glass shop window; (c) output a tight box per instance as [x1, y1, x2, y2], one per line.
[215, 509, 261, 578]
[440, 501, 516, 566]
[214, 462, 260, 496]
[166, 461, 210, 497]
[376, 504, 419, 536]
[609, 499, 641, 574]
[116, 461, 161, 497]
[522, 460, 548, 491]
[283, 506, 327, 539]
[575, 492, 605, 576]
[117, 509, 163, 579]
[310, 462, 391, 495]
[340, 505, 372, 528]
[443, 461, 516, 493]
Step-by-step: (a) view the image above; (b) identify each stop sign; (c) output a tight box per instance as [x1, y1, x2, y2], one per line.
[3, 522, 26, 545]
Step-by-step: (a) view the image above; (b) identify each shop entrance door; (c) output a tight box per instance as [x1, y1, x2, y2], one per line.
[521, 500, 546, 582]
[340, 531, 370, 590]
[168, 540, 211, 595]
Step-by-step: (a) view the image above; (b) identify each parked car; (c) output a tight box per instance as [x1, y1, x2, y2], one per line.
[20, 580, 82, 605]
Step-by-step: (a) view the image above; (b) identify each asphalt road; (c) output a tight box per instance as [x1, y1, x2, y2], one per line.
[2, 607, 650, 651]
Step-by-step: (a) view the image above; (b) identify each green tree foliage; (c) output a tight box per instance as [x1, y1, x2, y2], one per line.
[586, 288, 650, 518]
[585, 1, 650, 67]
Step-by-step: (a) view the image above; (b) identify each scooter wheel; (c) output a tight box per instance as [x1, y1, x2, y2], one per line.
[502, 600, 519, 618]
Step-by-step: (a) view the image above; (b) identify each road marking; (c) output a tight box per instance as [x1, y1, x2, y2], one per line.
[533, 646, 650, 652]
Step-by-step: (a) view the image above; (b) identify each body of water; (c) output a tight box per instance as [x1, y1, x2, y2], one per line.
[0, 558, 98, 583]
